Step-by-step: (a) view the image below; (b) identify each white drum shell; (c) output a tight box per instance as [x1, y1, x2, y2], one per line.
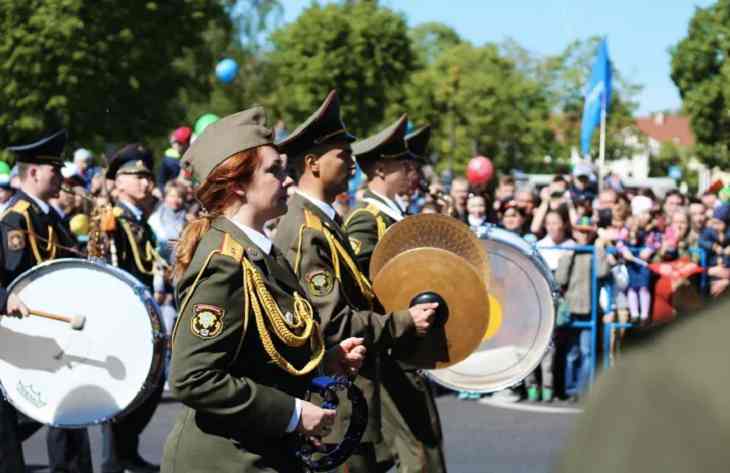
[0, 259, 165, 428]
[427, 226, 557, 393]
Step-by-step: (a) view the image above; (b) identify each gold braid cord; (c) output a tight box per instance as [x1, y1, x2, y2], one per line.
[242, 258, 324, 376]
[297, 210, 375, 303]
[16, 206, 58, 263]
[120, 219, 163, 275]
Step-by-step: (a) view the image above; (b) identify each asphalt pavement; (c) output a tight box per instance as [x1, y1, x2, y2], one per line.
[21, 394, 577, 473]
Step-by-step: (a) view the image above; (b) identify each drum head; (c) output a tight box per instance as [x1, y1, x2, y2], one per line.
[0, 259, 163, 427]
[427, 228, 555, 393]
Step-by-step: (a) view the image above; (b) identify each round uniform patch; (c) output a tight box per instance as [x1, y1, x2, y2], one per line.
[349, 237, 362, 255]
[306, 270, 334, 297]
[7, 230, 26, 251]
[190, 304, 224, 339]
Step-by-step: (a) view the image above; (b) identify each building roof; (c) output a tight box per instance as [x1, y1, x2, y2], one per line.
[635, 113, 695, 147]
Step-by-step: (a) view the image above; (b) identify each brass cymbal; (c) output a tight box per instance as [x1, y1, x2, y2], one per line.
[369, 214, 490, 283]
[373, 247, 490, 369]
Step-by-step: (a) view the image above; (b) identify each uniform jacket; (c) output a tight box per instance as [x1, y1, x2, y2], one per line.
[343, 190, 399, 279]
[163, 217, 318, 473]
[274, 192, 416, 442]
[0, 191, 78, 309]
[109, 201, 158, 288]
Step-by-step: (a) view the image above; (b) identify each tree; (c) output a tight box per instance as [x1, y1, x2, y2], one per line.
[266, 1, 415, 137]
[405, 42, 557, 174]
[409, 22, 462, 67]
[0, 0, 228, 150]
[671, 1, 730, 168]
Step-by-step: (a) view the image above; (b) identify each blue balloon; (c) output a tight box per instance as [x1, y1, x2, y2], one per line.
[215, 58, 238, 84]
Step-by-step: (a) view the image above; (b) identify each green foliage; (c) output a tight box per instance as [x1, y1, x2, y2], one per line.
[0, 0, 227, 151]
[671, 1, 730, 168]
[405, 41, 557, 174]
[266, 1, 415, 137]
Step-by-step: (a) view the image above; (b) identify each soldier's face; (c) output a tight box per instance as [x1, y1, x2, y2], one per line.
[381, 159, 410, 195]
[246, 146, 291, 220]
[317, 142, 354, 195]
[34, 164, 62, 198]
[115, 173, 152, 204]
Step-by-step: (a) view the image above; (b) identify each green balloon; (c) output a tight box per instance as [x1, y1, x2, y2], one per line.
[194, 113, 220, 136]
[0, 161, 10, 175]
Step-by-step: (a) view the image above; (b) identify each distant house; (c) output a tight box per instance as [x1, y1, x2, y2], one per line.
[635, 113, 694, 152]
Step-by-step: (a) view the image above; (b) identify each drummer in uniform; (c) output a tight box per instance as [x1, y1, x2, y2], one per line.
[343, 122, 447, 473]
[273, 90, 437, 472]
[0, 130, 93, 473]
[101, 144, 164, 473]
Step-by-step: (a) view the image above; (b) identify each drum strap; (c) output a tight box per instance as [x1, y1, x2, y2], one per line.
[297, 209, 375, 303]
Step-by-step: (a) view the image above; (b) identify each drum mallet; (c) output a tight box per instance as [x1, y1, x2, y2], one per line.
[28, 309, 86, 330]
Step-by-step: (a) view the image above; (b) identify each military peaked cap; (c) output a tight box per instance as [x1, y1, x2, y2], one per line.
[183, 106, 273, 182]
[106, 144, 154, 179]
[352, 114, 414, 162]
[405, 125, 432, 163]
[7, 130, 68, 166]
[277, 90, 356, 157]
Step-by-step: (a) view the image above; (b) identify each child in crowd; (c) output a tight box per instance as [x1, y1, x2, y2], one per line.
[467, 193, 490, 238]
[699, 204, 730, 296]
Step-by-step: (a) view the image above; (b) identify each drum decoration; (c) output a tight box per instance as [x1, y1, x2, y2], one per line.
[426, 226, 557, 393]
[0, 259, 165, 427]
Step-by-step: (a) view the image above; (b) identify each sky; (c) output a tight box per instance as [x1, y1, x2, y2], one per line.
[278, 0, 715, 116]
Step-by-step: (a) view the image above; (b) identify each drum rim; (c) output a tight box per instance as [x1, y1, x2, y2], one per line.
[0, 258, 166, 428]
[426, 232, 558, 393]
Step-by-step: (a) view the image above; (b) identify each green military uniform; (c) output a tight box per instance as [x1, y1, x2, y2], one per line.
[102, 145, 164, 473]
[557, 297, 730, 472]
[162, 107, 325, 473]
[345, 121, 447, 473]
[274, 91, 420, 473]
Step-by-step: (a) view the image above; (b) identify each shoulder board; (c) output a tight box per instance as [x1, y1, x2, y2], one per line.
[303, 208, 323, 232]
[343, 206, 378, 227]
[10, 200, 30, 214]
[112, 206, 125, 218]
[219, 233, 244, 262]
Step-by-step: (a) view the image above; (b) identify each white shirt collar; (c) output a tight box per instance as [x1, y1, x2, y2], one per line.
[51, 204, 66, 219]
[25, 192, 50, 215]
[120, 200, 143, 221]
[296, 190, 336, 221]
[226, 217, 272, 255]
[364, 190, 404, 222]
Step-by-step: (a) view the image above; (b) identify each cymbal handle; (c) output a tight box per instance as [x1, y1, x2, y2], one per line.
[410, 292, 449, 327]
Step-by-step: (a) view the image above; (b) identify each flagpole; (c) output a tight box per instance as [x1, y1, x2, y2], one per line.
[598, 99, 607, 192]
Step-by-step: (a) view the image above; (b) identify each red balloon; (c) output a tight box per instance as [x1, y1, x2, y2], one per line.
[466, 156, 494, 185]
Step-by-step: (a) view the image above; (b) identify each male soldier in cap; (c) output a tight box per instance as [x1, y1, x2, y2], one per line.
[273, 90, 438, 472]
[101, 144, 164, 473]
[344, 122, 447, 473]
[0, 130, 93, 473]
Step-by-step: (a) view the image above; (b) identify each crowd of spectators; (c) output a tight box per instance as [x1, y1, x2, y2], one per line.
[3, 124, 726, 404]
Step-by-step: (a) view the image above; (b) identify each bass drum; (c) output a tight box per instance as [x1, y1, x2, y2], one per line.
[427, 226, 557, 393]
[0, 258, 165, 427]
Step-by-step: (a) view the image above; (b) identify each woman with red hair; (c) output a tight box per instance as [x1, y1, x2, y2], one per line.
[162, 107, 365, 473]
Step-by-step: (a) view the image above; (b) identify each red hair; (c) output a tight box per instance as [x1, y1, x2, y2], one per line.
[174, 149, 261, 279]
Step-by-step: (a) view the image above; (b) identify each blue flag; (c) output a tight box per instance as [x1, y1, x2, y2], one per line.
[580, 38, 612, 155]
